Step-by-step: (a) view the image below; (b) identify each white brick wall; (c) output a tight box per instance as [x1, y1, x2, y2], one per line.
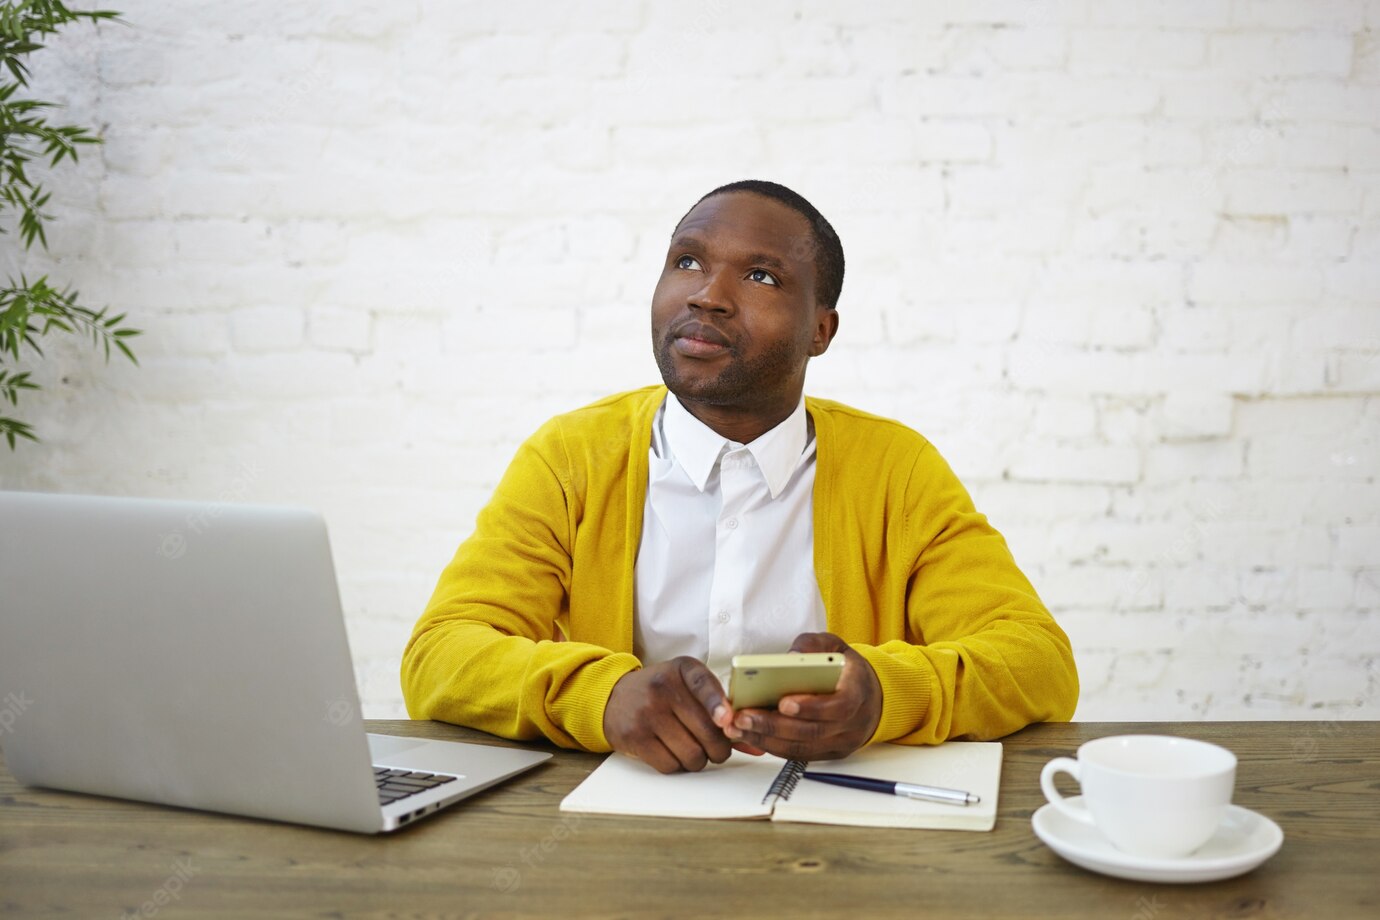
[3, 0, 1376, 722]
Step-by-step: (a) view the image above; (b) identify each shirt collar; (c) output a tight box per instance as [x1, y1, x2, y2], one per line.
[662, 394, 810, 499]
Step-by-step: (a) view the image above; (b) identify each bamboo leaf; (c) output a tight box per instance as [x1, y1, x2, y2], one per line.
[1, 1, 131, 449]
[1, 417, 39, 447]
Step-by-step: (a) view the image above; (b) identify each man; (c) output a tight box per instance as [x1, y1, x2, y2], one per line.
[403, 180, 1078, 774]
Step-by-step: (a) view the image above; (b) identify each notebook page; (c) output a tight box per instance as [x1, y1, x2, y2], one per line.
[559, 750, 790, 819]
[770, 742, 1002, 831]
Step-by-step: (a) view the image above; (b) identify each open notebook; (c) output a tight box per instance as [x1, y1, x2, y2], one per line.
[560, 742, 1001, 831]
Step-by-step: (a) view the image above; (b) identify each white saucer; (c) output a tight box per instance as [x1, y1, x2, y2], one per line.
[1032, 796, 1284, 884]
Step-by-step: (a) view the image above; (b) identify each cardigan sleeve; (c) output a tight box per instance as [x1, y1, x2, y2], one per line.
[851, 442, 1079, 745]
[400, 421, 641, 751]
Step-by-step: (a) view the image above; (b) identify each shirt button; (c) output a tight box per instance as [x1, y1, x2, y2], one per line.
[725, 518, 738, 530]
[717, 610, 730, 623]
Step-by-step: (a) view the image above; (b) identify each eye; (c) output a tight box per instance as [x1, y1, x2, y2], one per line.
[676, 255, 703, 271]
[748, 268, 779, 286]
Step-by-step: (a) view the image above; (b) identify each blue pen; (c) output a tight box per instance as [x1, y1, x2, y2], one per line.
[802, 771, 979, 806]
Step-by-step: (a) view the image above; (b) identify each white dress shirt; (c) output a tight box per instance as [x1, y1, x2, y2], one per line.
[633, 393, 828, 688]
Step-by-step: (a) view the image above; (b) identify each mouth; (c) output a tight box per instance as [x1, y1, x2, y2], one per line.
[671, 320, 731, 357]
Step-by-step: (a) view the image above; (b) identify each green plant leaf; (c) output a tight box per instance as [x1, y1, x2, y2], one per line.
[0, 415, 39, 448]
[0, 1, 129, 449]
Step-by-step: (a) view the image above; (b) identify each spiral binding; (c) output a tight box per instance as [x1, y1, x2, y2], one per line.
[761, 759, 807, 806]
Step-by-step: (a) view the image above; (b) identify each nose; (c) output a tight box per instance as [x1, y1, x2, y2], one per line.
[688, 269, 736, 316]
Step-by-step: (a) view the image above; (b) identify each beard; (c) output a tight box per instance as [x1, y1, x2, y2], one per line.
[653, 326, 803, 409]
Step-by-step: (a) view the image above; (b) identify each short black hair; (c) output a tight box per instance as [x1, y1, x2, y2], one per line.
[673, 179, 845, 311]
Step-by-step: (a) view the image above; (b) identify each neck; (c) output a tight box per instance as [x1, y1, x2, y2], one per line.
[676, 393, 801, 444]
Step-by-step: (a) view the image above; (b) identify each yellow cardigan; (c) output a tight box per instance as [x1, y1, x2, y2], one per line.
[402, 386, 1078, 751]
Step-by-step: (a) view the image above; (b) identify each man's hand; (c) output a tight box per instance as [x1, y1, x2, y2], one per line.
[723, 633, 883, 762]
[603, 657, 742, 773]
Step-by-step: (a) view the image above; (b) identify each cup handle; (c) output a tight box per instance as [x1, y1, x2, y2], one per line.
[1040, 757, 1095, 826]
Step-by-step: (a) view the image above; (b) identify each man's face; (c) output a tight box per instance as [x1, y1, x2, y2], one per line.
[650, 191, 836, 414]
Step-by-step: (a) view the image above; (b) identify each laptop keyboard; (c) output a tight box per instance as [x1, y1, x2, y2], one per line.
[373, 766, 457, 807]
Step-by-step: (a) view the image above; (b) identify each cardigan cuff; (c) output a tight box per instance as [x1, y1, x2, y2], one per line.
[853, 643, 935, 744]
[549, 652, 644, 752]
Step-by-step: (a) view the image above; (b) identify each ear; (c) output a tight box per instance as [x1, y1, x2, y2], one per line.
[809, 308, 839, 357]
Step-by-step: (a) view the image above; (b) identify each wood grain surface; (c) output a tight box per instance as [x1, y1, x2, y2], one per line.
[2, 720, 1376, 918]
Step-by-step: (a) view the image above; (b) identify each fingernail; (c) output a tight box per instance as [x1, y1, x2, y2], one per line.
[725, 726, 742, 739]
[780, 699, 799, 716]
[713, 704, 727, 723]
[734, 714, 752, 730]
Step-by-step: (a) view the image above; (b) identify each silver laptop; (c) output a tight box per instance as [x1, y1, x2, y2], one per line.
[0, 490, 550, 833]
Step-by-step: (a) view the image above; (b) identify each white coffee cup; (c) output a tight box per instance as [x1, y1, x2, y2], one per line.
[1040, 735, 1236, 858]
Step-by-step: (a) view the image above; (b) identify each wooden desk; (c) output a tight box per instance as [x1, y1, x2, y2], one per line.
[2, 721, 1376, 918]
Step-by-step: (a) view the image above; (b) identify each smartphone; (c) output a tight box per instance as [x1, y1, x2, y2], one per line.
[728, 652, 845, 711]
